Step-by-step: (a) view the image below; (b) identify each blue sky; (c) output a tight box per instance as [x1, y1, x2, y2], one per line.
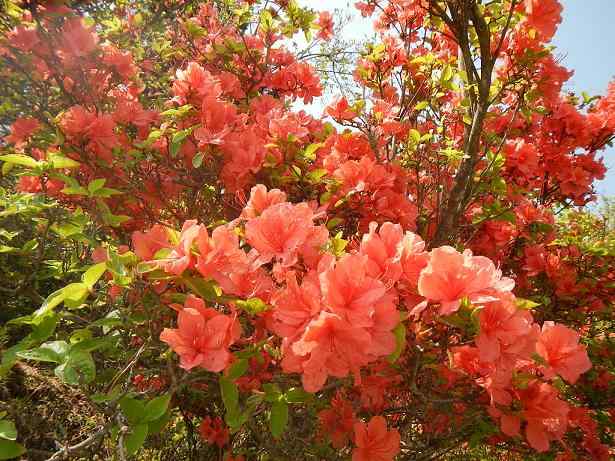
[554, 0, 615, 196]
[298, 0, 615, 197]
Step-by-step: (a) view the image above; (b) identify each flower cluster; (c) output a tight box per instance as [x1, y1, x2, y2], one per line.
[133, 181, 595, 455]
[451, 295, 592, 451]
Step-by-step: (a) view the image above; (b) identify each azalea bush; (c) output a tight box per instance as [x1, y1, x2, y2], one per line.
[0, 0, 614, 460]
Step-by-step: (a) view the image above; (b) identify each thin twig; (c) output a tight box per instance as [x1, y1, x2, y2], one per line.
[45, 424, 112, 461]
[117, 415, 128, 461]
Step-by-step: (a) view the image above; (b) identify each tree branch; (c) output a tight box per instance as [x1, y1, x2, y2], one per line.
[432, 0, 495, 246]
[45, 424, 112, 461]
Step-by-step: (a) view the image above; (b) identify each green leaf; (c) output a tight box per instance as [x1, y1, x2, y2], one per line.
[0, 439, 26, 459]
[235, 340, 266, 360]
[408, 128, 421, 145]
[61, 186, 88, 196]
[303, 142, 323, 160]
[226, 359, 249, 381]
[285, 387, 312, 403]
[330, 232, 348, 256]
[47, 153, 80, 169]
[91, 393, 111, 404]
[246, 393, 264, 411]
[306, 168, 327, 182]
[260, 9, 274, 32]
[235, 297, 270, 315]
[62, 283, 89, 303]
[17, 340, 69, 363]
[87, 178, 106, 194]
[220, 377, 239, 414]
[93, 187, 123, 198]
[192, 152, 205, 168]
[170, 127, 193, 158]
[91, 387, 121, 404]
[160, 105, 193, 118]
[414, 101, 429, 111]
[54, 351, 96, 385]
[4, 0, 23, 20]
[124, 423, 148, 456]
[30, 315, 58, 341]
[220, 376, 244, 429]
[182, 276, 222, 301]
[387, 323, 406, 363]
[263, 383, 282, 403]
[1, 162, 13, 175]
[147, 410, 171, 435]
[441, 64, 453, 82]
[92, 310, 122, 331]
[21, 238, 38, 253]
[185, 20, 207, 38]
[0, 421, 17, 441]
[269, 400, 288, 439]
[63, 286, 89, 309]
[70, 336, 114, 353]
[144, 395, 171, 423]
[37, 340, 69, 357]
[319, 191, 332, 205]
[491, 177, 507, 194]
[291, 165, 302, 177]
[69, 329, 92, 345]
[516, 298, 540, 310]
[498, 211, 515, 224]
[34, 282, 89, 320]
[0, 154, 40, 168]
[0, 343, 30, 378]
[120, 396, 146, 425]
[226, 411, 248, 432]
[0, 315, 58, 377]
[96, 199, 131, 227]
[468, 418, 497, 448]
[51, 219, 85, 238]
[102, 213, 131, 227]
[82, 262, 107, 288]
[0, 229, 19, 240]
[326, 217, 343, 230]
[142, 129, 164, 147]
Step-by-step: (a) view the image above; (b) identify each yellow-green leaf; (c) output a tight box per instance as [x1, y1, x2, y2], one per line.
[82, 262, 107, 288]
[48, 153, 80, 169]
[0, 154, 40, 168]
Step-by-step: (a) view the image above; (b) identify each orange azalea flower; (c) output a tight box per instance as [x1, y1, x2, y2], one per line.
[536, 322, 592, 384]
[160, 296, 240, 372]
[352, 416, 400, 461]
